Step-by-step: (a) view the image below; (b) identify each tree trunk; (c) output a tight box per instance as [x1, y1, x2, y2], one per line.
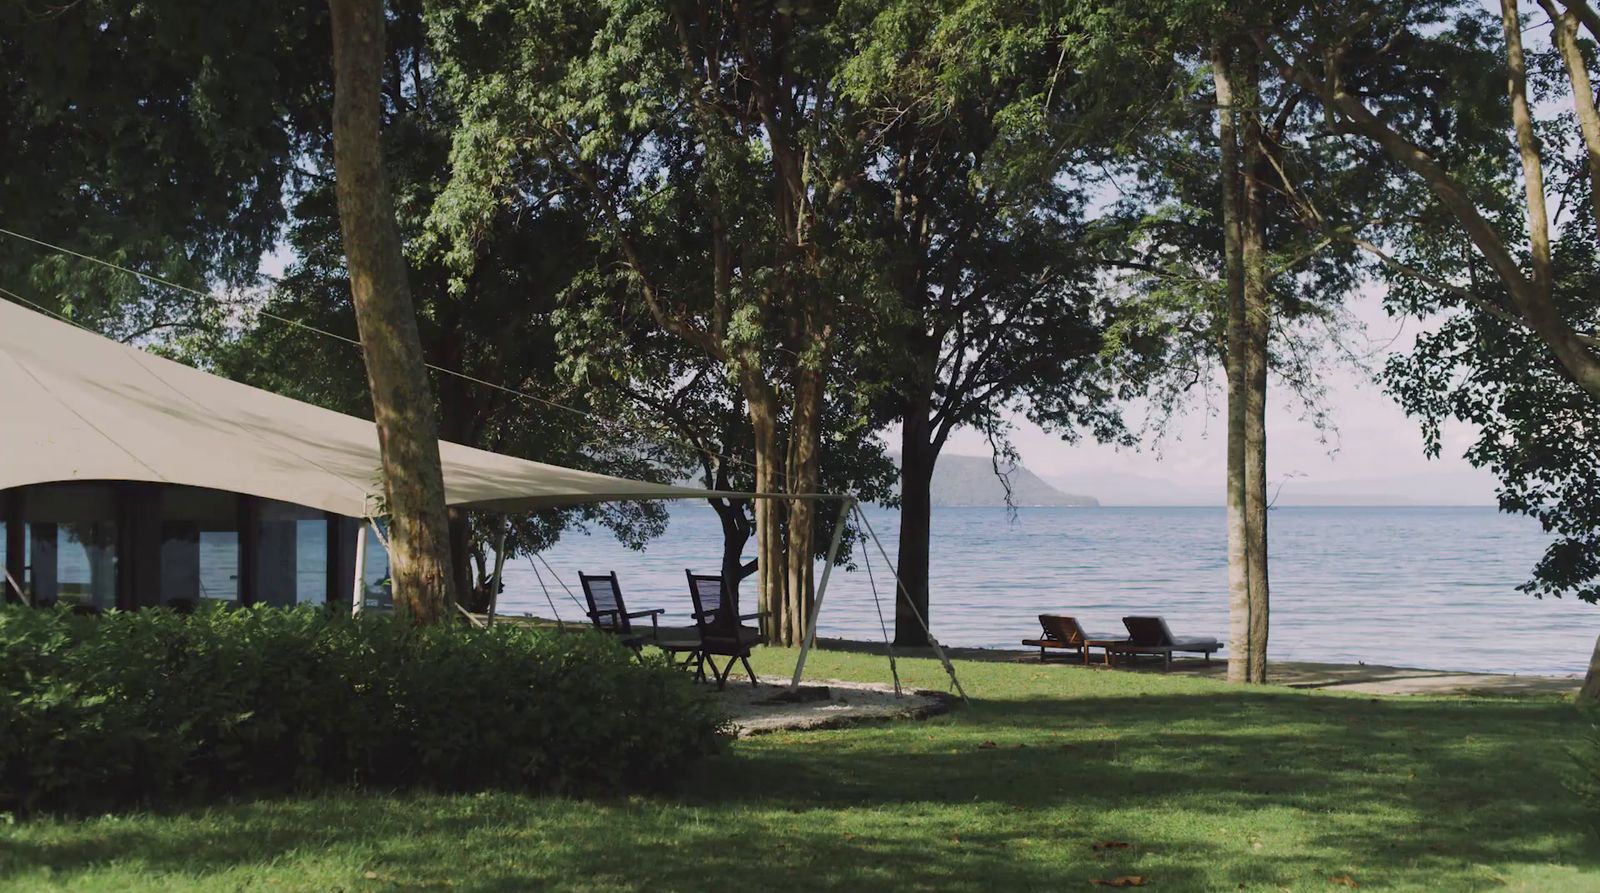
[782, 364, 825, 646]
[328, 0, 458, 623]
[1581, 633, 1600, 705]
[714, 503, 753, 613]
[745, 384, 786, 641]
[447, 507, 480, 612]
[1241, 69, 1272, 684]
[894, 410, 936, 647]
[1214, 47, 1255, 684]
[1544, 0, 1600, 232]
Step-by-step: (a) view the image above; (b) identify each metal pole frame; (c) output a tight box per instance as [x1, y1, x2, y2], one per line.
[790, 496, 856, 689]
[851, 503, 968, 704]
[351, 517, 369, 617]
[487, 519, 509, 626]
[4, 567, 29, 607]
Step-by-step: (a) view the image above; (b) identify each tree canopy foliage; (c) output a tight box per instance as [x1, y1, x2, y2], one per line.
[0, 0, 324, 335]
[7, 0, 1600, 669]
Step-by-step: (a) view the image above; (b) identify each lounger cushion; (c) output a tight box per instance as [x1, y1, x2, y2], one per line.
[1113, 639, 1219, 654]
[1021, 638, 1079, 648]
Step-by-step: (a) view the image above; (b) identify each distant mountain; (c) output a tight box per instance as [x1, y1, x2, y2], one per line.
[1045, 471, 1217, 506]
[1044, 468, 1498, 506]
[1270, 471, 1498, 506]
[921, 454, 1099, 507]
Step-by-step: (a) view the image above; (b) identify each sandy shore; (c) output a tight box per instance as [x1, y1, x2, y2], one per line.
[805, 635, 1582, 697]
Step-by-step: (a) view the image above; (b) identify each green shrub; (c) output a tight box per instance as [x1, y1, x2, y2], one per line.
[0, 605, 727, 814]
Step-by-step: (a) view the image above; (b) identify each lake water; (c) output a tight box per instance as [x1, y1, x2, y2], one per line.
[498, 505, 1600, 677]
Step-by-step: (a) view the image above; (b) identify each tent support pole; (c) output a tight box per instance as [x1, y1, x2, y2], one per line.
[351, 518, 368, 618]
[487, 519, 508, 627]
[790, 496, 855, 690]
[4, 568, 29, 607]
[852, 504, 968, 704]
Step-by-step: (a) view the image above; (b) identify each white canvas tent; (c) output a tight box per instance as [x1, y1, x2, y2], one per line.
[0, 298, 729, 515]
[0, 298, 961, 697]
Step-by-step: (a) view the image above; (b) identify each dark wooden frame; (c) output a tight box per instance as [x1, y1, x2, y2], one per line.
[1, 483, 374, 615]
[2, 489, 24, 604]
[578, 571, 666, 656]
[1021, 614, 1126, 666]
[685, 570, 766, 688]
[236, 494, 260, 607]
[1106, 615, 1222, 670]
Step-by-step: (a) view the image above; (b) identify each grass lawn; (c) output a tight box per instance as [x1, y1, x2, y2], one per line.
[2, 648, 1596, 892]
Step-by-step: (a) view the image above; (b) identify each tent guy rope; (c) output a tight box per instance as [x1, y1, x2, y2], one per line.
[0, 230, 789, 488]
[0, 231, 970, 701]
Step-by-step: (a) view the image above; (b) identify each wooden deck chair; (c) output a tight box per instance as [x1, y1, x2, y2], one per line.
[1111, 615, 1223, 670]
[578, 571, 663, 656]
[685, 571, 767, 688]
[1020, 614, 1125, 665]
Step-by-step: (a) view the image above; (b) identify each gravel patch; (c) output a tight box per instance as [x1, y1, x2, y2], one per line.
[708, 680, 954, 737]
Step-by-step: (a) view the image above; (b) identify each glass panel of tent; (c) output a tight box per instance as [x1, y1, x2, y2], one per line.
[360, 520, 392, 611]
[19, 483, 118, 611]
[255, 498, 327, 607]
[1, 483, 385, 610]
[160, 485, 240, 607]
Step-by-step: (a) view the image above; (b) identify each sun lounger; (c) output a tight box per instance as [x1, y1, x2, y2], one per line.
[1110, 615, 1223, 669]
[1020, 614, 1126, 665]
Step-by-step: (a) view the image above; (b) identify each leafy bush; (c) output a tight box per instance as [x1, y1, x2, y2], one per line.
[0, 605, 726, 814]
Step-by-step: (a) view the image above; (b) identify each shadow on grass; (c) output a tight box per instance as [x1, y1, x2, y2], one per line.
[0, 687, 1593, 891]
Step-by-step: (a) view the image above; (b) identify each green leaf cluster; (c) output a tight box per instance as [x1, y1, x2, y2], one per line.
[0, 604, 726, 816]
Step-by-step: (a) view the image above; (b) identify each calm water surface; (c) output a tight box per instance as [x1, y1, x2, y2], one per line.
[499, 505, 1598, 676]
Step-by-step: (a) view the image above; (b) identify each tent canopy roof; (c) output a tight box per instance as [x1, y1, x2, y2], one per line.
[0, 299, 734, 516]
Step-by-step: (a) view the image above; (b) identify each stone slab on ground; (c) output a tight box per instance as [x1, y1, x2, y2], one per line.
[710, 680, 952, 737]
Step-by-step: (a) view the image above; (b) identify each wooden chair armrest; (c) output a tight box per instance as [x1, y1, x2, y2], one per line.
[625, 609, 665, 618]
[739, 611, 768, 621]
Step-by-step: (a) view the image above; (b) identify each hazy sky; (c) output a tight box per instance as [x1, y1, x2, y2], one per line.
[933, 290, 1502, 505]
[262, 227, 1499, 503]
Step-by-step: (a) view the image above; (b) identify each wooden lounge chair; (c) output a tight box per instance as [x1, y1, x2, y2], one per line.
[685, 571, 767, 688]
[1110, 615, 1223, 670]
[1021, 614, 1126, 665]
[578, 571, 664, 656]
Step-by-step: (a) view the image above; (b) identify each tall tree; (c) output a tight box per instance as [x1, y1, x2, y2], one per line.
[1212, 44, 1260, 683]
[1105, 4, 1380, 681]
[836, 1, 1156, 645]
[431, 0, 892, 644]
[1264, 0, 1600, 698]
[195, 0, 672, 611]
[328, 0, 457, 622]
[1218, 40, 1276, 683]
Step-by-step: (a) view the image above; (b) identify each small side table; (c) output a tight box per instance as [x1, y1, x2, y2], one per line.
[1083, 638, 1130, 667]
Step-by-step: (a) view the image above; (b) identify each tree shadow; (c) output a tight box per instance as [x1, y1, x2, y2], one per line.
[0, 688, 1592, 891]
